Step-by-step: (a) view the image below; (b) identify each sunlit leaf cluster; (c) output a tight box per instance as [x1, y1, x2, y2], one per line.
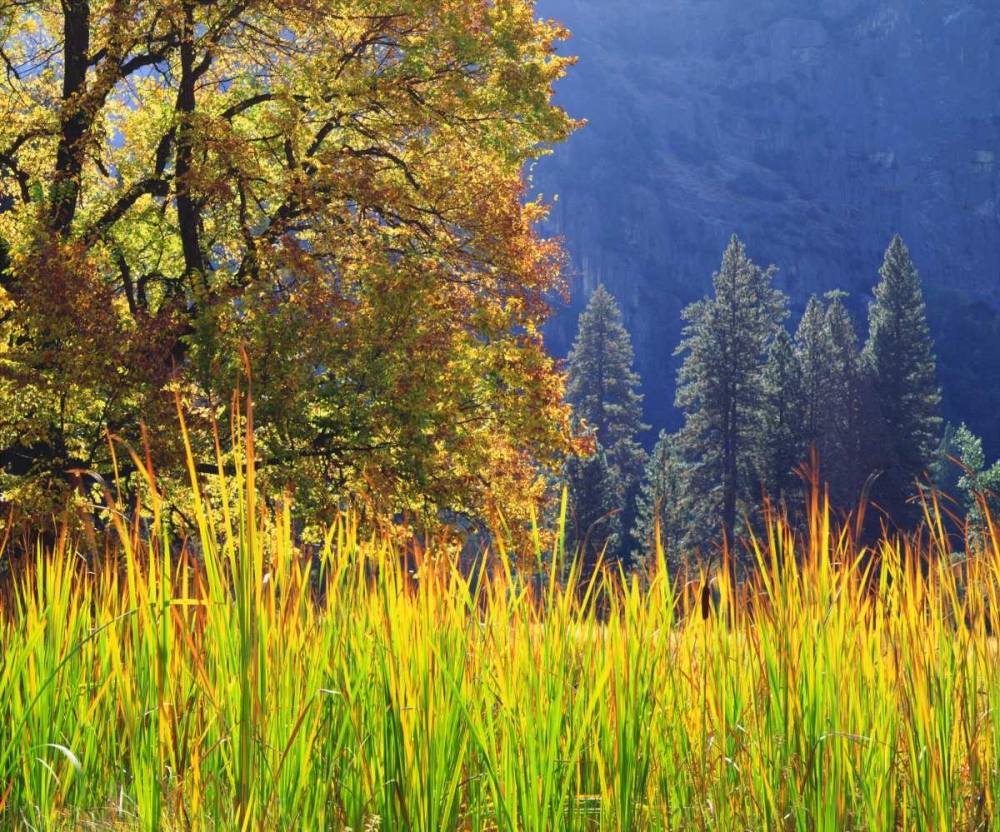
[0, 0, 579, 531]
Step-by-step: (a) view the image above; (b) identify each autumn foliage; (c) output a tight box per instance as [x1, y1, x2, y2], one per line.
[0, 1, 579, 530]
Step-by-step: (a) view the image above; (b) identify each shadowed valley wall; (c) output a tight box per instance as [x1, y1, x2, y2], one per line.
[538, 0, 1000, 451]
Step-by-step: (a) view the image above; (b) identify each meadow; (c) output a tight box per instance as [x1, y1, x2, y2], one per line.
[2, 430, 999, 831]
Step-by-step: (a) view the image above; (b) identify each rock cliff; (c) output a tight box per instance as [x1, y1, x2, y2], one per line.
[537, 0, 1000, 450]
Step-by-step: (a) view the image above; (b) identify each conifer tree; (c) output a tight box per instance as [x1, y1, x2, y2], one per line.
[930, 423, 964, 500]
[795, 295, 828, 451]
[674, 235, 788, 550]
[759, 328, 806, 506]
[864, 236, 942, 524]
[790, 292, 881, 509]
[565, 285, 649, 561]
[566, 285, 647, 448]
[564, 440, 621, 570]
[929, 422, 969, 545]
[931, 423, 1000, 545]
[632, 431, 692, 570]
[822, 292, 867, 506]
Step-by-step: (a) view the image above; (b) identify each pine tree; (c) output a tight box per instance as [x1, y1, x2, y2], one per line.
[930, 423, 963, 500]
[795, 295, 828, 451]
[931, 423, 1000, 546]
[607, 435, 649, 552]
[564, 439, 621, 570]
[632, 431, 692, 571]
[791, 292, 881, 509]
[759, 328, 806, 507]
[566, 285, 647, 449]
[864, 236, 942, 524]
[565, 285, 649, 560]
[822, 292, 867, 507]
[674, 235, 788, 551]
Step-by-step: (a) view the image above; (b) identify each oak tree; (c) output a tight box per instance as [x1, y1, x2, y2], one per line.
[0, 1, 579, 534]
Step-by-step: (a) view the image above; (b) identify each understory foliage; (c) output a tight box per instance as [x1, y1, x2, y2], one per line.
[4, 421, 1000, 830]
[0, 0, 578, 534]
[632, 429, 690, 568]
[932, 422, 1000, 547]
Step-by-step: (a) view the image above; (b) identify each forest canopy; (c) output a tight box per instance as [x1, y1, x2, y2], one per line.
[0, 0, 579, 530]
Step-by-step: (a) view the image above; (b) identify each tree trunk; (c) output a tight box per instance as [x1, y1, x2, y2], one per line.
[50, 1, 91, 232]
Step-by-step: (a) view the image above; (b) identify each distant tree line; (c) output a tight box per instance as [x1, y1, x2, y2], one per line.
[562, 234, 978, 575]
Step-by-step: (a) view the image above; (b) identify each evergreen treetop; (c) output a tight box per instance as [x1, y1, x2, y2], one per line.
[566, 285, 648, 447]
[565, 284, 648, 566]
[674, 234, 788, 547]
[864, 236, 942, 521]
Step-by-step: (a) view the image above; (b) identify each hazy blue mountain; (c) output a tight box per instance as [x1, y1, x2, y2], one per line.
[536, 0, 1000, 452]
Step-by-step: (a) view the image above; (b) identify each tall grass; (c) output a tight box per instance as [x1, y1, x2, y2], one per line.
[2, 414, 1000, 829]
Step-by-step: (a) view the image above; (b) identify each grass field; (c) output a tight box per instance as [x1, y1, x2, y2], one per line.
[3, 435, 1000, 830]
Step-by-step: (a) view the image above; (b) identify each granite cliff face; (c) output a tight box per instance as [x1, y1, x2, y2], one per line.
[536, 0, 1000, 450]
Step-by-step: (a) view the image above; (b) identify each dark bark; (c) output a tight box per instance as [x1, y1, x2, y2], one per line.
[174, 3, 206, 289]
[50, 1, 91, 232]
